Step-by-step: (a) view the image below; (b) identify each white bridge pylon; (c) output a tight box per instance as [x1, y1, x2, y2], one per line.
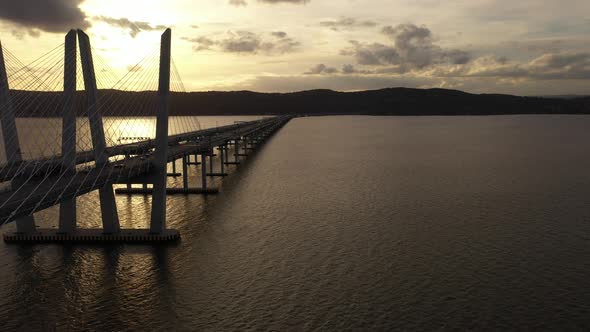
[0, 28, 174, 239]
[0, 28, 294, 243]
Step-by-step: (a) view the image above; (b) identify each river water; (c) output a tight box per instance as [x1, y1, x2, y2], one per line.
[0, 115, 589, 330]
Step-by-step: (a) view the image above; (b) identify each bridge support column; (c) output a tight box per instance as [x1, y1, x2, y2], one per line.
[172, 159, 177, 174]
[149, 28, 172, 234]
[220, 145, 225, 174]
[125, 154, 132, 190]
[209, 154, 214, 173]
[234, 139, 240, 163]
[59, 30, 78, 234]
[78, 29, 120, 234]
[0, 36, 36, 233]
[225, 143, 229, 164]
[182, 155, 188, 189]
[201, 154, 207, 190]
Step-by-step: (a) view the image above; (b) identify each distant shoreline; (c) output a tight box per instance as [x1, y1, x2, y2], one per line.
[9, 87, 590, 117]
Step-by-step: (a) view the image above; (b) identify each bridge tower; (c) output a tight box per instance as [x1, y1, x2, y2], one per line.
[77, 30, 121, 234]
[0, 41, 36, 233]
[58, 30, 78, 234]
[150, 28, 172, 233]
[0, 27, 298, 244]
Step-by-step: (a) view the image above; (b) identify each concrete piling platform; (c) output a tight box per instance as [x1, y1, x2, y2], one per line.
[115, 187, 219, 195]
[3, 229, 180, 244]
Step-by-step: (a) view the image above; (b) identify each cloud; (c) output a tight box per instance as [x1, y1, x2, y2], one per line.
[501, 40, 566, 55]
[319, 17, 378, 31]
[304, 49, 590, 85]
[229, 0, 248, 6]
[340, 24, 471, 72]
[304, 64, 339, 75]
[271, 31, 288, 38]
[304, 64, 376, 75]
[94, 16, 167, 38]
[418, 51, 590, 82]
[221, 31, 262, 53]
[470, 52, 590, 80]
[184, 30, 300, 55]
[184, 36, 217, 51]
[0, 0, 89, 37]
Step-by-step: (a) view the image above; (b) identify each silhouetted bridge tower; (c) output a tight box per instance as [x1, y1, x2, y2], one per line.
[0, 29, 293, 243]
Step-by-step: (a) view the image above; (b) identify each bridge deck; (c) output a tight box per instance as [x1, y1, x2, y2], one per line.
[0, 116, 293, 224]
[0, 117, 279, 182]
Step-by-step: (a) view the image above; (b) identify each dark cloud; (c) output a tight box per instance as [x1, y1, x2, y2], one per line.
[184, 30, 300, 55]
[341, 41, 401, 66]
[505, 52, 590, 79]
[0, 0, 89, 37]
[304, 64, 339, 75]
[221, 31, 262, 53]
[229, 0, 248, 6]
[95, 16, 167, 38]
[319, 17, 378, 31]
[304, 63, 402, 76]
[271, 31, 288, 38]
[501, 39, 565, 54]
[431, 52, 590, 80]
[341, 64, 374, 74]
[183, 36, 217, 51]
[340, 24, 472, 72]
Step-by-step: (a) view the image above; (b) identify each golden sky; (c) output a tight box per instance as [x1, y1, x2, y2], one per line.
[1, 0, 590, 95]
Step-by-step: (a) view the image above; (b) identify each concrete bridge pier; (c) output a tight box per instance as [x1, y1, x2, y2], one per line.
[182, 155, 189, 189]
[224, 140, 240, 165]
[207, 145, 228, 177]
[187, 154, 201, 165]
[238, 137, 249, 157]
[234, 139, 240, 162]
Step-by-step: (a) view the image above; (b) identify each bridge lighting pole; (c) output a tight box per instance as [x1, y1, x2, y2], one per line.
[58, 30, 78, 233]
[0, 40, 36, 233]
[78, 30, 120, 234]
[150, 28, 172, 233]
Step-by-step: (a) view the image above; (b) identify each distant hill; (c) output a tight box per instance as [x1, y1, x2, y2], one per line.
[537, 95, 590, 99]
[9, 87, 590, 117]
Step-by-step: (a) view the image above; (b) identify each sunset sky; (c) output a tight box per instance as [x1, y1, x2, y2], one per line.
[1, 0, 589, 95]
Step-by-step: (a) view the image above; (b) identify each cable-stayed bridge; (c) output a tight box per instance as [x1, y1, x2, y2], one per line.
[0, 29, 293, 243]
